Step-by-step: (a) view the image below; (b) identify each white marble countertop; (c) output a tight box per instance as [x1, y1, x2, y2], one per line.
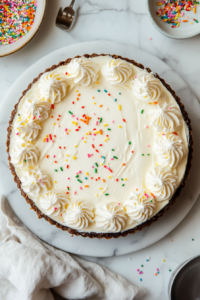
[0, 1, 200, 299]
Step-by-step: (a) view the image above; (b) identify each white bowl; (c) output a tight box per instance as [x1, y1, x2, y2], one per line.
[147, 0, 200, 39]
[0, 0, 46, 57]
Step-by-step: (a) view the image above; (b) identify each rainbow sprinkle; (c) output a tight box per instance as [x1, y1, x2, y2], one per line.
[37, 86, 141, 197]
[156, 0, 199, 28]
[0, 0, 37, 46]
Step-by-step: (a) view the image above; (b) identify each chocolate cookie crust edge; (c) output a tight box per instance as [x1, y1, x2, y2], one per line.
[6, 53, 194, 239]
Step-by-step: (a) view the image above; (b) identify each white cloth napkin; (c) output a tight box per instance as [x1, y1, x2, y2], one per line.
[0, 196, 145, 300]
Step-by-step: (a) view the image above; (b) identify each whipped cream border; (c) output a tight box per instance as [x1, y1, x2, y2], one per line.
[9, 56, 189, 233]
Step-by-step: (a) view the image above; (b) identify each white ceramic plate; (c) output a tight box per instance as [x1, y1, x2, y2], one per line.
[0, 0, 46, 57]
[0, 41, 200, 257]
[147, 0, 200, 39]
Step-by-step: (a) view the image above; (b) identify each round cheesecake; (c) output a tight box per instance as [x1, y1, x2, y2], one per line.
[7, 54, 193, 239]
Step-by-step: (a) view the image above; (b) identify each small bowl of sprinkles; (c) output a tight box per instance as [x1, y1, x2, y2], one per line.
[147, 0, 200, 39]
[0, 0, 46, 57]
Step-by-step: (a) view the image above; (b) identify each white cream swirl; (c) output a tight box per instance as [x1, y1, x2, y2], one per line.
[39, 190, 69, 217]
[102, 58, 133, 85]
[155, 134, 187, 169]
[95, 202, 127, 232]
[21, 169, 51, 198]
[39, 72, 67, 103]
[131, 71, 162, 102]
[10, 143, 39, 168]
[63, 200, 94, 229]
[23, 96, 51, 122]
[151, 102, 183, 133]
[124, 189, 155, 223]
[146, 167, 178, 202]
[16, 119, 41, 142]
[66, 57, 99, 86]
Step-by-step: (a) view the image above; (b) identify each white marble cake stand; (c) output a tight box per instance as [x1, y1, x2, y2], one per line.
[0, 41, 199, 257]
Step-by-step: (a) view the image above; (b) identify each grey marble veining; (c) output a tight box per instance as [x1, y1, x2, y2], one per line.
[0, 1, 200, 299]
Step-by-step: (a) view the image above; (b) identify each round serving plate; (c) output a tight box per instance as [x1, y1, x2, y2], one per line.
[0, 41, 200, 257]
[0, 0, 46, 57]
[147, 0, 200, 39]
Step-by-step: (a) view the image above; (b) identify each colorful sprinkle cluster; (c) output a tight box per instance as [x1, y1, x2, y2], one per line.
[133, 238, 197, 282]
[136, 261, 161, 281]
[43, 85, 152, 197]
[156, 0, 199, 28]
[0, 0, 37, 46]
[135, 257, 172, 282]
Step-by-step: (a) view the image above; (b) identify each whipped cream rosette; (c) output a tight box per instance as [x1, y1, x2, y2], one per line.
[16, 119, 41, 142]
[65, 57, 99, 86]
[146, 167, 178, 202]
[95, 202, 127, 233]
[10, 143, 39, 168]
[39, 72, 68, 103]
[124, 189, 156, 223]
[63, 200, 94, 229]
[102, 58, 133, 85]
[155, 133, 187, 169]
[131, 71, 163, 103]
[23, 96, 51, 122]
[151, 101, 183, 133]
[39, 190, 69, 217]
[21, 169, 51, 198]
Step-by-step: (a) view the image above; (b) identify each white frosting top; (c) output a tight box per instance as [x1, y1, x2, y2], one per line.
[9, 56, 189, 233]
[66, 57, 99, 86]
[102, 58, 133, 85]
[131, 71, 163, 103]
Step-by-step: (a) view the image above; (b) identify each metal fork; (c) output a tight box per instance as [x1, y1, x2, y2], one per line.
[56, 0, 76, 32]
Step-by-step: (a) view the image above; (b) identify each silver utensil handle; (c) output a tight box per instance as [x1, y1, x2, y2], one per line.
[70, 0, 75, 8]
